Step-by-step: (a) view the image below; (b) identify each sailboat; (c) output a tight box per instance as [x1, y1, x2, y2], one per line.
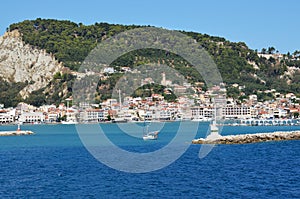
[142, 121, 159, 140]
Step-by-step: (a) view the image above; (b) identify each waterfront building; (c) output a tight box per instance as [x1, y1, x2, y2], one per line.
[158, 109, 172, 120]
[222, 105, 252, 119]
[191, 105, 252, 120]
[79, 109, 105, 122]
[46, 113, 59, 123]
[191, 107, 213, 119]
[0, 109, 15, 123]
[19, 112, 45, 123]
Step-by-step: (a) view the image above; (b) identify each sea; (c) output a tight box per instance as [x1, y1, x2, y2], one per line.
[0, 122, 299, 198]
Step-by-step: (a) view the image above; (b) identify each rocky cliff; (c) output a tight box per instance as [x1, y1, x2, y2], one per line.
[0, 30, 62, 98]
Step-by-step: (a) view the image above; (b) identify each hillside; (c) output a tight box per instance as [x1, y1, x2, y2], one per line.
[0, 29, 64, 107]
[1, 18, 300, 106]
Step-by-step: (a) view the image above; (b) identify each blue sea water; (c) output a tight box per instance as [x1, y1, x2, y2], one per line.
[0, 122, 299, 198]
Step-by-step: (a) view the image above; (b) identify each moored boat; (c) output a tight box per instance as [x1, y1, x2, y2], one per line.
[143, 131, 159, 140]
[142, 121, 159, 140]
[61, 120, 78, 124]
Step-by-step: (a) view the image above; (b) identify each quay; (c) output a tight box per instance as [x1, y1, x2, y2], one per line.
[239, 119, 297, 126]
[192, 131, 300, 144]
[0, 130, 34, 136]
[0, 124, 34, 136]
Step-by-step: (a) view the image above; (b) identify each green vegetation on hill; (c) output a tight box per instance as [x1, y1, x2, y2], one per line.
[5, 18, 300, 106]
[0, 73, 75, 107]
[9, 18, 140, 70]
[132, 83, 177, 102]
[0, 79, 26, 107]
[26, 72, 75, 107]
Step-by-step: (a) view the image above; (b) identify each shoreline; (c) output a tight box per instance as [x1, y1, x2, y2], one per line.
[1, 119, 300, 126]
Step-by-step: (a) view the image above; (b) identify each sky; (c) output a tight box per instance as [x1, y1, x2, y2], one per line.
[1, 0, 299, 53]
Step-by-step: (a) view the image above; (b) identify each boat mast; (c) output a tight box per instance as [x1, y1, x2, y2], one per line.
[118, 89, 122, 111]
[65, 98, 71, 120]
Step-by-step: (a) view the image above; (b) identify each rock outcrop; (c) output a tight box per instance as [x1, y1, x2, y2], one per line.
[192, 131, 300, 144]
[0, 30, 62, 98]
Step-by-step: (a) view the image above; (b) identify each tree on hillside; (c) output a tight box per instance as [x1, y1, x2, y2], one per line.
[267, 47, 276, 54]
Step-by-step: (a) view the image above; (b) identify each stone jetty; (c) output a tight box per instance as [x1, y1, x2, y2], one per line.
[0, 130, 34, 136]
[192, 131, 300, 144]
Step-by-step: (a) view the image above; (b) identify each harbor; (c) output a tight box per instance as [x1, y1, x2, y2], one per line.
[192, 131, 300, 144]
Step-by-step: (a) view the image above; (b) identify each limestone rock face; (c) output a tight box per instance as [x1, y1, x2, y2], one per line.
[0, 30, 62, 98]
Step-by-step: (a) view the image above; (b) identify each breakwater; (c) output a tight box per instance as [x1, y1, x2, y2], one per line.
[192, 131, 300, 144]
[0, 130, 34, 136]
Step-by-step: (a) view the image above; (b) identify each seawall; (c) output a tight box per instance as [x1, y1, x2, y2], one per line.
[0, 130, 34, 136]
[192, 131, 300, 144]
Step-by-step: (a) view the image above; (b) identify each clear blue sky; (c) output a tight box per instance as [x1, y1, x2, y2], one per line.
[1, 0, 299, 53]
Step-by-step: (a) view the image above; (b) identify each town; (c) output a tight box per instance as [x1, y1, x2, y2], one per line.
[1, 70, 300, 126]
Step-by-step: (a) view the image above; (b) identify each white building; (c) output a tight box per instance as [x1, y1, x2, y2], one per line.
[191, 105, 252, 119]
[103, 67, 115, 74]
[39, 104, 57, 113]
[46, 113, 59, 122]
[273, 108, 287, 118]
[191, 107, 213, 119]
[222, 105, 252, 119]
[79, 102, 91, 109]
[249, 94, 258, 102]
[80, 109, 105, 122]
[19, 112, 45, 123]
[0, 109, 15, 124]
[158, 109, 172, 120]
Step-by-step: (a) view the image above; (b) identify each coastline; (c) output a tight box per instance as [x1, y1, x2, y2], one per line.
[1, 118, 300, 126]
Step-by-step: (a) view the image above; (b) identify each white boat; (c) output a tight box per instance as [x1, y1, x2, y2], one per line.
[143, 131, 159, 140]
[112, 118, 127, 123]
[142, 121, 159, 140]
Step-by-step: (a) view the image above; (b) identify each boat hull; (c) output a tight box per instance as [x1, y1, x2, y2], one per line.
[143, 135, 158, 140]
[61, 121, 78, 124]
[143, 131, 159, 140]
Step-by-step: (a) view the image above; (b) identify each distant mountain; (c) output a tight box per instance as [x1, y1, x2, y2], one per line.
[0, 18, 299, 106]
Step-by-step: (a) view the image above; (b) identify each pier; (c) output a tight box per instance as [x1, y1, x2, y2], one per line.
[0, 124, 34, 136]
[192, 131, 300, 144]
[0, 130, 34, 136]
